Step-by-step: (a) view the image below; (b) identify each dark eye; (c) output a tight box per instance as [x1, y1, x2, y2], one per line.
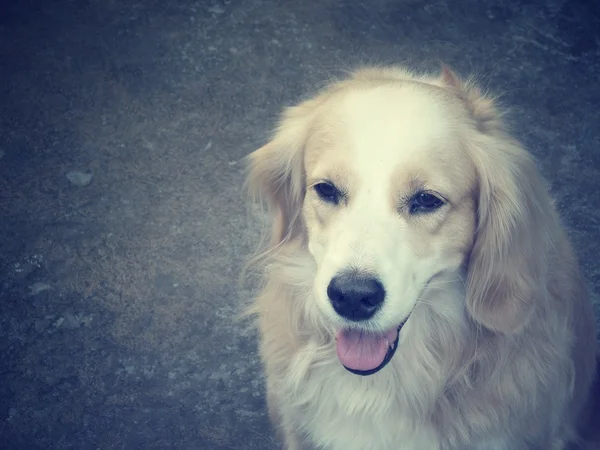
[314, 182, 340, 204]
[410, 192, 444, 214]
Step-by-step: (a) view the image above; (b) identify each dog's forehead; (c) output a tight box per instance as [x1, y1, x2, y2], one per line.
[306, 83, 472, 192]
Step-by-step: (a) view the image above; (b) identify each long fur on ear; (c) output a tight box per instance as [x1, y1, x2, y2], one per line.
[467, 135, 555, 334]
[441, 67, 556, 334]
[245, 98, 319, 262]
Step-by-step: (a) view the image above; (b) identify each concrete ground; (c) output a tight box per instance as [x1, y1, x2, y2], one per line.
[1, 0, 599, 448]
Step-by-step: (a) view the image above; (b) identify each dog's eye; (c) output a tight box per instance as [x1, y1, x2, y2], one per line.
[314, 182, 340, 204]
[410, 192, 444, 214]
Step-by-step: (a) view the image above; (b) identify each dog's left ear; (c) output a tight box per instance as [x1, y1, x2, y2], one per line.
[245, 97, 321, 253]
[440, 66, 555, 334]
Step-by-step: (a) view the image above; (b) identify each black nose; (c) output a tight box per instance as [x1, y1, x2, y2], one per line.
[327, 272, 385, 321]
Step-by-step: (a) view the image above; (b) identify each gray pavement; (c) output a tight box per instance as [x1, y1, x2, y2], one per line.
[1, 0, 599, 448]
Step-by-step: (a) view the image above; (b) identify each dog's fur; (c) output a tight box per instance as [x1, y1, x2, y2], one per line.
[244, 65, 598, 450]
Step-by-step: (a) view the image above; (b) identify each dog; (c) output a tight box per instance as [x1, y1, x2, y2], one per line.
[243, 65, 598, 450]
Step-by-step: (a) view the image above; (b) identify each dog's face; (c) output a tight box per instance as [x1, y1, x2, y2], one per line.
[248, 67, 550, 375]
[303, 83, 477, 336]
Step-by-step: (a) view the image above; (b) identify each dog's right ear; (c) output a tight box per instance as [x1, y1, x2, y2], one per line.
[245, 98, 319, 252]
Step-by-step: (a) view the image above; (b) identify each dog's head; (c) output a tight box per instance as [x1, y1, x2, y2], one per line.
[247, 66, 552, 375]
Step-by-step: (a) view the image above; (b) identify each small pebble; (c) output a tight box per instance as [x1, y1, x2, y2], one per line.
[62, 312, 80, 330]
[29, 282, 51, 296]
[66, 171, 93, 186]
[208, 5, 224, 14]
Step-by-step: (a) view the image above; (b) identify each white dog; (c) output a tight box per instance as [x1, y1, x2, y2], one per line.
[244, 65, 598, 450]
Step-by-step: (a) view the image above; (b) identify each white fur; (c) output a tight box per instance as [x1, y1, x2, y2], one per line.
[308, 85, 468, 334]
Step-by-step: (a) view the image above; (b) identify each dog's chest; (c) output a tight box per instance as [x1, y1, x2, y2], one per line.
[290, 365, 441, 450]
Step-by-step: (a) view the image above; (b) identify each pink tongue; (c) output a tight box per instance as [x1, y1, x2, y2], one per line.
[335, 328, 399, 372]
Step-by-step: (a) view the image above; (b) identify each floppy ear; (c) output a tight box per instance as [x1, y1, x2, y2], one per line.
[466, 138, 554, 334]
[245, 98, 318, 254]
[441, 66, 554, 334]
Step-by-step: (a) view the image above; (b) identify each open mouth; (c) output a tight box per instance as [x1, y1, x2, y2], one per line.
[335, 320, 406, 376]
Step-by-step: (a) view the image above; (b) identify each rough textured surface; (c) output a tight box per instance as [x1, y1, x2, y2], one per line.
[0, 0, 599, 448]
